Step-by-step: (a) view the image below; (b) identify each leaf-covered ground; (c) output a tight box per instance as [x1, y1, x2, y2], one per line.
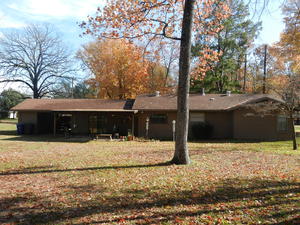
[0, 122, 299, 225]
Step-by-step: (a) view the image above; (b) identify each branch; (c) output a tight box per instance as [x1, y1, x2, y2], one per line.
[150, 19, 181, 40]
[0, 79, 33, 89]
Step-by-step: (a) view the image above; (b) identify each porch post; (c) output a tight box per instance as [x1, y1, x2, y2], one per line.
[132, 114, 135, 137]
[53, 112, 56, 136]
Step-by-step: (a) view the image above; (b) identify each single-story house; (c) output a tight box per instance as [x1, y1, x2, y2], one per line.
[11, 93, 294, 141]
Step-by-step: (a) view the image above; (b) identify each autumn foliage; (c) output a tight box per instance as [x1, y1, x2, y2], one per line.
[78, 39, 172, 99]
[280, 0, 300, 73]
[266, 0, 300, 79]
[259, 0, 300, 95]
[81, 0, 230, 81]
[147, 61, 176, 94]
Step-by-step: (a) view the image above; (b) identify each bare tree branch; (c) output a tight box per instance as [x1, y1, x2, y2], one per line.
[0, 24, 77, 98]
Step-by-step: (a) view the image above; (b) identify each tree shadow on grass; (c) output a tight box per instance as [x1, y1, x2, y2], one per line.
[188, 139, 263, 144]
[0, 162, 172, 176]
[0, 130, 17, 136]
[0, 178, 299, 224]
[1, 134, 91, 143]
[0, 124, 90, 143]
[0, 196, 31, 210]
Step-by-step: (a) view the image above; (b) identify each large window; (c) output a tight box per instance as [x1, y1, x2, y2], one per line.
[150, 114, 168, 124]
[277, 115, 288, 132]
[89, 114, 108, 134]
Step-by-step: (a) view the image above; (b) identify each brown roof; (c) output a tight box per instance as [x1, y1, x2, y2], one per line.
[12, 99, 136, 112]
[12, 94, 282, 112]
[132, 93, 282, 111]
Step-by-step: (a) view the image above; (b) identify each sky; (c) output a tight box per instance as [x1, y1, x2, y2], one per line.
[0, 0, 286, 92]
[0, 0, 106, 91]
[0, 0, 105, 52]
[248, 0, 285, 45]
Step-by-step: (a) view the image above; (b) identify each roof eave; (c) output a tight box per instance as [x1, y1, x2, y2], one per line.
[227, 97, 285, 111]
[12, 109, 138, 113]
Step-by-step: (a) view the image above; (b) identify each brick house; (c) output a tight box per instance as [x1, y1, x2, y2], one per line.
[11, 93, 293, 141]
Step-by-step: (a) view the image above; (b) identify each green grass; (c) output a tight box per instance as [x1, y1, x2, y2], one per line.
[295, 125, 300, 132]
[0, 118, 17, 123]
[0, 122, 299, 225]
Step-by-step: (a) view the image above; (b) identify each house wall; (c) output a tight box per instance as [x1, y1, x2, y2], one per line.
[16, 109, 293, 141]
[137, 110, 292, 141]
[233, 109, 293, 141]
[137, 111, 234, 140]
[137, 111, 176, 140]
[18, 111, 38, 133]
[205, 111, 233, 139]
[18, 111, 37, 124]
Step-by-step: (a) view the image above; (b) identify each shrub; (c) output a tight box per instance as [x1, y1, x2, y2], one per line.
[0, 112, 9, 119]
[191, 122, 214, 139]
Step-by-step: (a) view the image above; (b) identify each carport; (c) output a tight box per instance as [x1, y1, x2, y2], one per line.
[12, 98, 137, 137]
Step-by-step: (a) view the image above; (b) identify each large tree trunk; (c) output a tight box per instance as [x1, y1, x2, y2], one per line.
[171, 0, 195, 165]
[290, 113, 298, 150]
[33, 83, 39, 99]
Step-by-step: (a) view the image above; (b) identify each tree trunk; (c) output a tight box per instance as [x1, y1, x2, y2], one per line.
[290, 114, 298, 150]
[171, 0, 195, 165]
[33, 85, 39, 99]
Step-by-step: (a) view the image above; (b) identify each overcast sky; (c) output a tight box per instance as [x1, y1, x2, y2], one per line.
[0, 0, 286, 92]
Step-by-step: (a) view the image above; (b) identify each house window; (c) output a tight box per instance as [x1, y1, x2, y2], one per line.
[150, 114, 168, 124]
[89, 114, 108, 134]
[277, 115, 288, 132]
[190, 113, 205, 123]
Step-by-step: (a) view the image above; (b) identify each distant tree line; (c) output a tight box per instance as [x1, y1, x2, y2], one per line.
[0, 89, 26, 118]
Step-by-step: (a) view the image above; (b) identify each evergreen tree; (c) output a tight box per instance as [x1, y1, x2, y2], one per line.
[0, 89, 25, 112]
[191, 0, 261, 93]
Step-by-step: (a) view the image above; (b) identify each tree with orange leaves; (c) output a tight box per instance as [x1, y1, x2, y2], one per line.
[268, 0, 300, 150]
[264, 0, 300, 79]
[78, 39, 150, 99]
[147, 61, 176, 94]
[280, 0, 300, 73]
[81, 0, 230, 164]
[247, 0, 300, 150]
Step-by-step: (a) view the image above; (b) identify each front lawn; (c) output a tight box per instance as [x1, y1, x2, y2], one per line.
[0, 122, 299, 224]
[0, 118, 17, 123]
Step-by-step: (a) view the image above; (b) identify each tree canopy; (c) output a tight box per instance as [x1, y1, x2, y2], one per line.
[78, 39, 172, 99]
[278, 0, 300, 74]
[0, 24, 76, 98]
[191, 0, 261, 93]
[0, 89, 25, 112]
[51, 80, 96, 99]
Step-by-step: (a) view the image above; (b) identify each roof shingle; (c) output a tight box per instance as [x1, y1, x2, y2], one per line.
[132, 93, 281, 111]
[12, 94, 282, 112]
[12, 99, 134, 112]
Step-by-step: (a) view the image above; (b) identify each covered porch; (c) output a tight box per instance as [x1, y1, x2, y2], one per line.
[37, 110, 138, 138]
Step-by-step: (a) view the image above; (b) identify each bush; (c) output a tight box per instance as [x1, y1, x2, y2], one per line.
[191, 122, 214, 139]
[0, 111, 9, 119]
